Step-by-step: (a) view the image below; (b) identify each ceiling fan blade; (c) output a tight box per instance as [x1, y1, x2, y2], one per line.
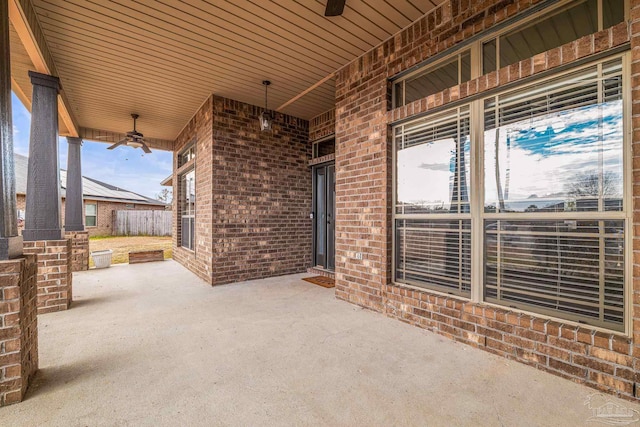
[325, 0, 345, 16]
[107, 138, 127, 150]
[141, 142, 152, 154]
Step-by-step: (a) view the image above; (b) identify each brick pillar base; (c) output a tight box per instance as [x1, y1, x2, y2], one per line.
[65, 231, 89, 272]
[0, 256, 38, 406]
[23, 239, 72, 314]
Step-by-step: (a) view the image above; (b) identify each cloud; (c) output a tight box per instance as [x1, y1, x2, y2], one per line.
[419, 162, 450, 172]
[485, 101, 624, 206]
[75, 140, 173, 198]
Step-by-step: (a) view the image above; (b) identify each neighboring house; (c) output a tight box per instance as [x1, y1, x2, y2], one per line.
[15, 153, 167, 236]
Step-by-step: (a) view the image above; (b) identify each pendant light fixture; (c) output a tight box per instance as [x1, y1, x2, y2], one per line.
[260, 80, 272, 131]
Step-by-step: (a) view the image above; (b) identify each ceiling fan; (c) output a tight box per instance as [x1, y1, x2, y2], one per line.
[107, 113, 152, 154]
[325, 0, 346, 16]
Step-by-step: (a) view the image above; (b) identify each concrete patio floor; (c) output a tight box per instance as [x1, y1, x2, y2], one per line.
[1, 260, 639, 426]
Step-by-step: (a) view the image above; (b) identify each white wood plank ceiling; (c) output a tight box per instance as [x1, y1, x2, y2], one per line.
[18, 0, 443, 142]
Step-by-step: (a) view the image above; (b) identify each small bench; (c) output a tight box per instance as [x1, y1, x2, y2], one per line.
[129, 249, 164, 264]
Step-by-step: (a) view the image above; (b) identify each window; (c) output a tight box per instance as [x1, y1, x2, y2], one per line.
[393, 55, 628, 331]
[394, 50, 471, 108]
[392, 0, 624, 110]
[482, 0, 624, 73]
[178, 143, 196, 167]
[85, 203, 97, 227]
[395, 107, 472, 296]
[483, 59, 625, 330]
[177, 141, 196, 250]
[312, 137, 335, 158]
[179, 169, 195, 250]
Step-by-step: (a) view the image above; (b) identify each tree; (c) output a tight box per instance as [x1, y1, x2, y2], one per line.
[156, 188, 173, 203]
[566, 171, 619, 198]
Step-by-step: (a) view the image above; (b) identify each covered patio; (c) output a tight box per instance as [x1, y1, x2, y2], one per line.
[2, 0, 640, 416]
[2, 260, 638, 426]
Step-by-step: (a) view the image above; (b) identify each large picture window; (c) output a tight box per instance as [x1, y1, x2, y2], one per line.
[393, 55, 628, 331]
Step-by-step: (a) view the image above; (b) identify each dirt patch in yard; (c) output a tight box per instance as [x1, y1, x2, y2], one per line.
[89, 236, 172, 267]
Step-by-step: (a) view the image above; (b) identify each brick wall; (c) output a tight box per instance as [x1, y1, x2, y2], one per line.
[0, 256, 38, 406]
[172, 96, 214, 283]
[65, 231, 89, 272]
[628, 0, 640, 398]
[309, 108, 335, 142]
[335, 45, 390, 313]
[209, 96, 310, 285]
[171, 95, 311, 285]
[23, 239, 72, 314]
[334, 0, 640, 401]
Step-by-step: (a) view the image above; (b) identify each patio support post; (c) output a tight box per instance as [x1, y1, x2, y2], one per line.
[0, 0, 22, 259]
[64, 137, 84, 231]
[23, 71, 63, 241]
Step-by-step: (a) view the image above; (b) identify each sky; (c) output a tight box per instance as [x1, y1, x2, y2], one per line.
[397, 100, 624, 212]
[11, 92, 173, 200]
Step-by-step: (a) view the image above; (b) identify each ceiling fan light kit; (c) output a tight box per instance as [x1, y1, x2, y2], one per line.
[127, 141, 143, 149]
[107, 113, 152, 154]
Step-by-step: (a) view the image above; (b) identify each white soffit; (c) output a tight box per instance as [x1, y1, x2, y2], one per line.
[20, 0, 444, 141]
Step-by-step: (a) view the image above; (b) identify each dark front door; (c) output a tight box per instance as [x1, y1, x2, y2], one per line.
[313, 163, 335, 270]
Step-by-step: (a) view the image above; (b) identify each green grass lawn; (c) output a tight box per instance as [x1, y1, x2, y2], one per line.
[89, 236, 172, 267]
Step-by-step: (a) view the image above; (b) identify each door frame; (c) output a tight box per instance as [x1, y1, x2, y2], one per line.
[311, 161, 335, 270]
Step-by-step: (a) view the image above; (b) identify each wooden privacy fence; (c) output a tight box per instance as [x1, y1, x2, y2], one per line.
[113, 210, 172, 236]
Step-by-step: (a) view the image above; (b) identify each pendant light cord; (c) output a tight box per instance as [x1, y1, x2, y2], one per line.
[262, 80, 271, 112]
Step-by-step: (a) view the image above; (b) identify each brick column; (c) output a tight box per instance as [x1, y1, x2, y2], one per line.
[65, 231, 89, 272]
[23, 239, 72, 314]
[334, 62, 389, 312]
[0, 256, 38, 406]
